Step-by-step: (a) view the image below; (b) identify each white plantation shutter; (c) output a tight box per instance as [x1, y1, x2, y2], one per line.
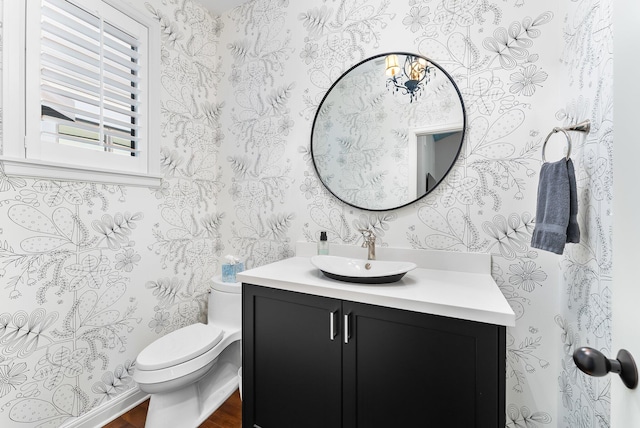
[0, 0, 161, 185]
[39, 0, 141, 156]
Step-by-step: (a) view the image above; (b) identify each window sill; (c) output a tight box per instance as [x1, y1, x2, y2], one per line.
[0, 157, 162, 188]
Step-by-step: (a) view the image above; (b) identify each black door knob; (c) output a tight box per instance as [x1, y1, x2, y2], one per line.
[573, 347, 638, 389]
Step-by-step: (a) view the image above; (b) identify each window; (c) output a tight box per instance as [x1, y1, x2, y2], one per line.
[2, 0, 161, 187]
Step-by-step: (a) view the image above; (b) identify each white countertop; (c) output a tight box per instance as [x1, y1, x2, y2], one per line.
[237, 255, 515, 327]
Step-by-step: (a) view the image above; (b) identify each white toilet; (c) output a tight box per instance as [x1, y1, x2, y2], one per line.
[133, 278, 242, 428]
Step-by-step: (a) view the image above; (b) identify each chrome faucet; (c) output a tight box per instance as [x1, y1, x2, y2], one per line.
[359, 229, 376, 260]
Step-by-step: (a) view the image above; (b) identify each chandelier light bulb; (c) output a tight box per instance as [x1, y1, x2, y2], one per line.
[385, 54, 435, 103]
[385, 54, 401, 77]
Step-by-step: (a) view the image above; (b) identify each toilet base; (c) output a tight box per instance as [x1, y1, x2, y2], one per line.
[144, 341, 241, 428]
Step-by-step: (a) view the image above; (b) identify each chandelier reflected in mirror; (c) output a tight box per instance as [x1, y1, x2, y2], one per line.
[385, 54, 435, 103]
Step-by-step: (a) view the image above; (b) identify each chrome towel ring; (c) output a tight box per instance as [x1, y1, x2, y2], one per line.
[541, 120, 591, 163]
[542, 127, 572, 162]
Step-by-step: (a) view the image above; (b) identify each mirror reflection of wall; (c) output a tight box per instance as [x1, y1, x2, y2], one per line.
[311, 53, 466, 211]
[415, 128, 463, 197]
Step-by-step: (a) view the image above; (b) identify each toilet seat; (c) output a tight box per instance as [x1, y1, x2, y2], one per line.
[137, 323, 224, 371]
[134, 328, 240, 388]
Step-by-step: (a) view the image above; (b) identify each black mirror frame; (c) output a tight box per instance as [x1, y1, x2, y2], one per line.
[310, 52, 467, 212]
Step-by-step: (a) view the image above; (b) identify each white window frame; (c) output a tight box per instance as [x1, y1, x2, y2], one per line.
[1, 0, 161, 187]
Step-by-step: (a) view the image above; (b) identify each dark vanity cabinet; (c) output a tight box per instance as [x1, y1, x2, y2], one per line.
[242, 284, 506, 428]
[242, 283, 342, 428]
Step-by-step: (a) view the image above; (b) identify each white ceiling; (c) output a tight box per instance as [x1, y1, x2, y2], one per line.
[199, 0, 249, 15]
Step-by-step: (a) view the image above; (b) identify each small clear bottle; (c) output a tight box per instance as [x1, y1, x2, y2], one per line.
[317, 231, 329, 255]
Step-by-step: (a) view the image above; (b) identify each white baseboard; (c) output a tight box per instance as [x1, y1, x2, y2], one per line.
[60, 386, 150, 428]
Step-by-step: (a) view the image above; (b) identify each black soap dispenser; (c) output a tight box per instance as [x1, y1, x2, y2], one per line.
[318, 231, 329, 255]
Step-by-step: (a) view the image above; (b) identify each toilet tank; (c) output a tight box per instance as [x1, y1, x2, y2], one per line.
[207, 278, 241, 330]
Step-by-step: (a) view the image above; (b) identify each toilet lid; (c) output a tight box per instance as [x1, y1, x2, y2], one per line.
[136, 323, 224, 371]
[211, 278, 242, 293]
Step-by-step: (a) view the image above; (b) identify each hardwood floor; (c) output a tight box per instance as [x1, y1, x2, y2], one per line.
[103, 390, 242, 428]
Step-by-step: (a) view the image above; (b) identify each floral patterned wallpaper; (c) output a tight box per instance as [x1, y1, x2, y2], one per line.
[218, 0, 611, 427]
[222, 0, 559, 421]
[0, 1, 225, 426]
[0, 0, 614, 427]
[556, 0, 613, 426]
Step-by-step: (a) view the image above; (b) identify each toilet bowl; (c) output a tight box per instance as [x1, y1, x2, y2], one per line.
[133, 278, 241, 428]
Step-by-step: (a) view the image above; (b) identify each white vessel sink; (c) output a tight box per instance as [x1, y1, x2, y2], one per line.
[311, 255, 417, 284]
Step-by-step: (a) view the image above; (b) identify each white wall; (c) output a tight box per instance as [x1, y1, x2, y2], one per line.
[0, 0, 616, 426]
[0, 1, 225, 426]
[612, 0, 640, 425]
[556, 0, 614, 426]
[217, 0, 567, 424]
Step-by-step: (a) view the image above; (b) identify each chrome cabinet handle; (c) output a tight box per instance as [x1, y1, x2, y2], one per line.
[330, 311, 336, 340]
[344, 313, 350, 344]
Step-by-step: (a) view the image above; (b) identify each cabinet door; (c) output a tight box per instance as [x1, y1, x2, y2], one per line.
[342, 301, 505, 428]
[242, 284, 343, 428]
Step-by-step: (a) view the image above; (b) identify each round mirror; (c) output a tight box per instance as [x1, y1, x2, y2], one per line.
[311, 52, 466, 211]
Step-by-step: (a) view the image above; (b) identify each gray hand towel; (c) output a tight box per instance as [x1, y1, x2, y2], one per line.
[566, 159, 580, 243]
[531, 158, 580, 254]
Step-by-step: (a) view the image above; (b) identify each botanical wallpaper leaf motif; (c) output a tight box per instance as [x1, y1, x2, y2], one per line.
[0, 0, 614, 426]
[299, 0, 396, 119]
[0, 0, 224, 426]
[224, 0, 297, 268]
[144, 0, 226, 334]
[291, 0, 598, 424]
[227, 0, 605, 423]
[555, 0, 613, 426]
